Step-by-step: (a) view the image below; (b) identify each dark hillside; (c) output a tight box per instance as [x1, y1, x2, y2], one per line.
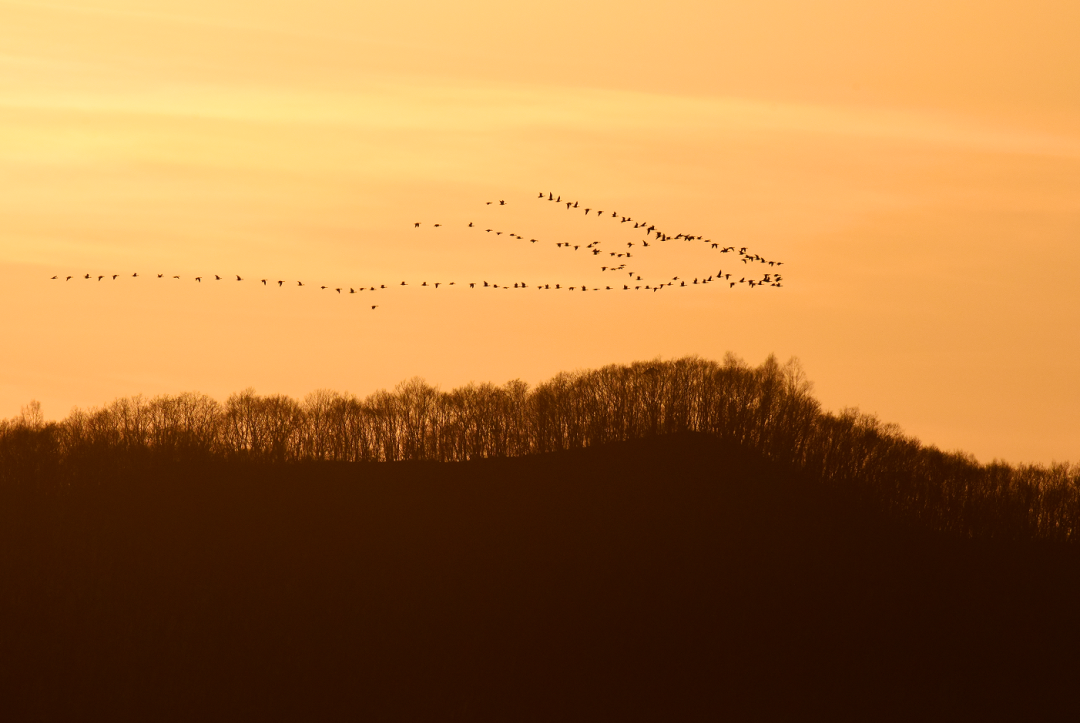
[2, 433, 1079, 721]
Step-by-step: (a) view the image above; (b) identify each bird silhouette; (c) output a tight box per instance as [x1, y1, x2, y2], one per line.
[62, 192, 784, 304]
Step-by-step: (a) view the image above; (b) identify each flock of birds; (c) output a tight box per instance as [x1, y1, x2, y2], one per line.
[49, 192, 785, 308]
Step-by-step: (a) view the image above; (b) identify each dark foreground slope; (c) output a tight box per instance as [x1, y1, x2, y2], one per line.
[2, 433, 1078, 721]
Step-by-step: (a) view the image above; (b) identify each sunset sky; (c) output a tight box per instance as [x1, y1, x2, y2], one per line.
[2, 0, 1078, 464]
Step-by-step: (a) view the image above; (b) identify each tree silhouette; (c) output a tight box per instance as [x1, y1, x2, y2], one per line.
[2, 356, 1077, 541]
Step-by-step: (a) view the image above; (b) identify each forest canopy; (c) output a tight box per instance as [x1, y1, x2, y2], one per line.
[2, 355, 1077, 542]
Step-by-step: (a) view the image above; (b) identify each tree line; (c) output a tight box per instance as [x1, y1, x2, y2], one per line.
[2, 355, 1077, 542]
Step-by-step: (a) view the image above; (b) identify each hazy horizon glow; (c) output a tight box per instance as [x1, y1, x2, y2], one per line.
[2, 0, 1078, 464]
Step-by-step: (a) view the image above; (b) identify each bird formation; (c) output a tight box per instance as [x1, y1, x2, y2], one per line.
[50, 192, 785, 305]
[413, 191, 785, 291]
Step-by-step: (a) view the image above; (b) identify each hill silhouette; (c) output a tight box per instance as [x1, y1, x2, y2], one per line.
[4, 355, 1077, 541]
[2, 432, 1079, 721]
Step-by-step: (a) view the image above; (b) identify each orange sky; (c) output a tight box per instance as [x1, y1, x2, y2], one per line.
[2, 0, 1078, 464]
